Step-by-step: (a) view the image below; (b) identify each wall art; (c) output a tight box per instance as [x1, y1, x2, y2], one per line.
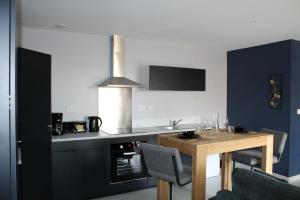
[269, 74, 283, 109]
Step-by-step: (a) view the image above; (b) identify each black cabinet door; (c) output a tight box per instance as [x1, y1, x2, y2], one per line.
[82, 145, 110, 198]
[17, 48, 52, 200]
[52, 150, 83, 200]
[52, 140, 110, 200]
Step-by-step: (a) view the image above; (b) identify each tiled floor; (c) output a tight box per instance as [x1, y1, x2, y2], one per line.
[94, 173, 300, 200]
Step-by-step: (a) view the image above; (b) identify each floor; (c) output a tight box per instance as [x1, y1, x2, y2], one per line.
[94, 176, 221, 200]
[94, 169, 300, 200]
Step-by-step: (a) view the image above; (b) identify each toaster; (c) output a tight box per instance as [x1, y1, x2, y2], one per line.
[62, 121, 87, 133]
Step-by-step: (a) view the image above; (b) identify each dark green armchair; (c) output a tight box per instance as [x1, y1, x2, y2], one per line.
[209, 168, 300, 200]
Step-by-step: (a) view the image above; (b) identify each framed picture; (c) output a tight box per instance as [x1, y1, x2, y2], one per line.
[269, 74, 283, 109]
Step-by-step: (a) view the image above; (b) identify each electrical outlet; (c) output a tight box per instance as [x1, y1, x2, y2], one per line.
[137, 105, 146, 111]
[66, 106, 79, 113]
[297, 109, 300, 115]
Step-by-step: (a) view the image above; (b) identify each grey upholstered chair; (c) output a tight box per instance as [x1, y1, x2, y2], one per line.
[140, 143, 192, 200]
[232, 128, 287, 170]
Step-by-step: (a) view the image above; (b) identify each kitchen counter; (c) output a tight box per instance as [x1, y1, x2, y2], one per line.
[51, 123, 200, 142]
[51, 122, 220, 200]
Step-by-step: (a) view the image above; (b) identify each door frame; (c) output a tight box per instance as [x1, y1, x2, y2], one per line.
[0, 0, 16, 199]
[10, 0, 17, 198]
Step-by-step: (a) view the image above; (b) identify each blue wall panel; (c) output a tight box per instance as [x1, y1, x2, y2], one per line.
[227, 40, 292, 176]
[290, 40, 300, 176]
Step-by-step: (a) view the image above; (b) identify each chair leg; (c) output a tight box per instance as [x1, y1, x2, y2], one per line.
[233, 161, 236, 169]
[169, 182, 172, 200]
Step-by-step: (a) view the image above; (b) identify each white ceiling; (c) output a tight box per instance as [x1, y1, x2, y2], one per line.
[19, 0, 300, 50]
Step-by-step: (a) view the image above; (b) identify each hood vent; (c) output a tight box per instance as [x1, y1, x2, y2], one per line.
[98, 35, 142, 88]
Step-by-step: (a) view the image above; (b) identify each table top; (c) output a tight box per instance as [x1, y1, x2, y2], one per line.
[159, 131, 273, 155]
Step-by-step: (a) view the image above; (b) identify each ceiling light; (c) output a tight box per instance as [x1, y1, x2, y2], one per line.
[54, 24, 67, 29]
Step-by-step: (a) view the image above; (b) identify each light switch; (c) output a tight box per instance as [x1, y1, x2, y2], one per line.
[297, 109, 300, 115]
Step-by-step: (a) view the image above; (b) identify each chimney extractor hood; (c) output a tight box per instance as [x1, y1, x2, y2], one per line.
[98, 35, 142, 88]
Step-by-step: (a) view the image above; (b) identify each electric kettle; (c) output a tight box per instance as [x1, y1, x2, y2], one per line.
[88, 116, 102, 132]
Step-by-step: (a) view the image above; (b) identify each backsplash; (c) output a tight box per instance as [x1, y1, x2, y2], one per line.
[20, 27, 227, 123]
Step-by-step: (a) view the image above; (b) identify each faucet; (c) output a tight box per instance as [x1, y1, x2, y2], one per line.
[170, 119, 183, 127]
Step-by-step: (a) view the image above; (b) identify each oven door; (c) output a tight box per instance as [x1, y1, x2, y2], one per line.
[111, 142, 147, 183]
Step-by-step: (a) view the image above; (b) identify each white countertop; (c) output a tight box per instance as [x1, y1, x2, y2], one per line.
[52, 123, 200, 142]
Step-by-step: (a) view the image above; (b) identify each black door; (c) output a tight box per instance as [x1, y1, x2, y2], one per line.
[0, 0, 16, 199]
[17, 48, 52, 200]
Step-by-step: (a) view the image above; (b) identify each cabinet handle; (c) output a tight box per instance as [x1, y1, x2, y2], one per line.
[17, 140, 22, 165]
[123, 152, 136, 156]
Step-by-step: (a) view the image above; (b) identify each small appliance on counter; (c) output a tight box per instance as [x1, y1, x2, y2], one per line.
[62, 121, 87, 133]
[88, 116, 102, 132]
[52, 113, 63, 135]
[177, 131, 199, 139]
[233, 126, 248, 133]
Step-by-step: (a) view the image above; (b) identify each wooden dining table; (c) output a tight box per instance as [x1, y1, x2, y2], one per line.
[157, 131, 274, 200]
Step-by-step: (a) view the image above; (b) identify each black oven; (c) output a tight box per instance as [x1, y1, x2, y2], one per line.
[111, 141, 147, 183]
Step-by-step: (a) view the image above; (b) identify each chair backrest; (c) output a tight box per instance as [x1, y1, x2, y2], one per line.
[140, 143, 183, 183]
[260, 128, 287, 160]
[232, 168, 300, 200]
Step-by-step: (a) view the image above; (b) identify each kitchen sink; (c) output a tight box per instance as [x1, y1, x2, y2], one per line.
[160, 124, 198, 132]
[163, 126, 176, 130]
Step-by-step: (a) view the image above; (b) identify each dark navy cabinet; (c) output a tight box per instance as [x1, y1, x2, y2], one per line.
[52, 135, 159, 200]
[17, 48, 52, 200]
[52, 140, 110, 200]
[82, 146, 110, 198]
[52, 150, 83, 200]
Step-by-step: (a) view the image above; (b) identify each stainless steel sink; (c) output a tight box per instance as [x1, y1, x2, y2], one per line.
[163, 126, 176, 130]
[161, 124, 198, 132]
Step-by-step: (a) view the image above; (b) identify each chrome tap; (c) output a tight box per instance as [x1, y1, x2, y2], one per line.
[170, 119, 183, 127]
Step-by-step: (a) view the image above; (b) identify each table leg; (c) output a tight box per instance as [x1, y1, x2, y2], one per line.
[192, 146, 207, 200]
[262, 135, 273, 174]
[221, 152, 232, 190]
[157, 179, 169, 200]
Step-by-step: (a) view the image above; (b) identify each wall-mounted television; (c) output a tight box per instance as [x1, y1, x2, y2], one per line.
[149, 65, 206, 91]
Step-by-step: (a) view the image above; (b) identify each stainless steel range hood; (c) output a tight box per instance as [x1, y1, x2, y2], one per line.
[98, 35, 142, 88]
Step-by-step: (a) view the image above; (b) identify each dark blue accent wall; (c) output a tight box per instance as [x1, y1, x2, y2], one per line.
[290, 40, 300, 176]
[228, 40, 300, 177]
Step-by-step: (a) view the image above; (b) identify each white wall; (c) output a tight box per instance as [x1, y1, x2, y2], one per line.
[20, 27, 226, 178]
[20, 27, 227, 126]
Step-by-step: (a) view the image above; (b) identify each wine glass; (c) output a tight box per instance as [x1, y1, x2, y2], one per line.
[211, 113, 220, 134]
[197, 119, 208, 135]
[223, 117, 229, 133]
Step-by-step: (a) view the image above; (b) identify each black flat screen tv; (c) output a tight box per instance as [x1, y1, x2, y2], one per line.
[149, 65, 206, 91]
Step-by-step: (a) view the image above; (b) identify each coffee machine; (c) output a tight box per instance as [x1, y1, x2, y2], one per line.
[52, 113, 63, 135]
